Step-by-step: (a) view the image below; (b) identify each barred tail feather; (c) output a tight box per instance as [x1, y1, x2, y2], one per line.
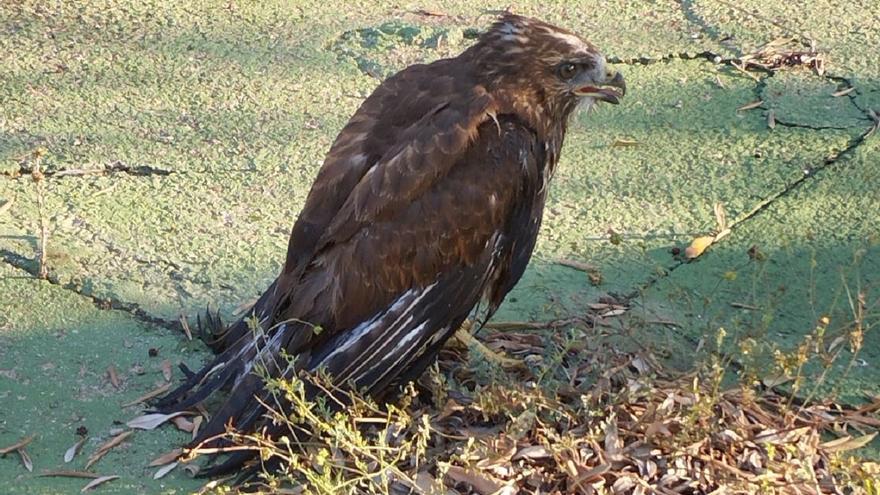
[158, 258, 494, 477]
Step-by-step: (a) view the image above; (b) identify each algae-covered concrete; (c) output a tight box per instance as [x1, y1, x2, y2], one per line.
[1, 0, 878, 492]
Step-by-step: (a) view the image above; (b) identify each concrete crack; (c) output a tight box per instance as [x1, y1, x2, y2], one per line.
[8, 160, 174, 180]
[0, 248, 180, 331]
[619, 121, 876, 301]
[773, 120, 867, 131]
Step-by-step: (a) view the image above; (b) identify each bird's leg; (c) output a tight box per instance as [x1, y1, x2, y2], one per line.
[453, 320, 526, 370]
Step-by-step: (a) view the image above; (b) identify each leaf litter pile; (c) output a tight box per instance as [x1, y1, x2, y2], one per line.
[3, 303, 877, 493]
[166, 310, 879, 494]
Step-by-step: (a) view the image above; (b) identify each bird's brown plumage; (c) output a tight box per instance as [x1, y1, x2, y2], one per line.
[156, 13, 625, 476]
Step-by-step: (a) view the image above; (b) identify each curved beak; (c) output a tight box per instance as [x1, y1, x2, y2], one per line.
[573, 69, 626, 104]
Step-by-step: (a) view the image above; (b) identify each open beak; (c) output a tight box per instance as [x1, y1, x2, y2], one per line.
[573, 69, 626, 104]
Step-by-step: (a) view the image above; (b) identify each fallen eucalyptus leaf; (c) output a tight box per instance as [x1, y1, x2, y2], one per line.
[153, 461, 178, 479]
[611, 138, 638, 147]
[17, 447, 33, 472]
[685, 236, 715, 259]
[821, 432, 877, 453]
[172, 416, 195, 433]
[443, 465, 504, 495]
[831, 87, 855, 97]
[127, 412, 185, 431]
[81, 475, 120, 492]
[149, 448, 183, 467]
[160, 360, 172, 382]
[107, 365, 120, 389]
[65, 437, 88, 463]
[512, 445, 551, 460]
[0, 434, 35, 455]
[121, 382, 172, 408]
[737, 100, 764, 112]
[191, 416, 203, 441]
[85, 431, 132, 469]
[38, 470, 101, 479]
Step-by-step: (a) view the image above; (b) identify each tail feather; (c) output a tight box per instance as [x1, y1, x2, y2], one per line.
[155, 283, 278, 409]
[153, 341, 243, 410]
[196, 307, 227, 352]
[158, 259, 493, 477]
[192, 373, 265, 444]
[201, 450, 259, 478]
[214, 280, 279, 351]
[178, 362, 197, 381]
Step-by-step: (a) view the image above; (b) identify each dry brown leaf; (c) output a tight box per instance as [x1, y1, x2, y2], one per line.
[17, 447, 33, 472]
[755, 427, 810, 444]
[0, 434, 35, 455]
[149, 448, 183, 467]
[831, 87, 855, 97]
[475, 448, 516, 470]
[761, 374, 792, 388]
[685, 236, 715, 259]
[38, 470, 101, 479]
[573, 463, 611, 484]
[107, 365, 120, 389]
[611, 138, 639, 147]
[631, 355, 652, 374]
[81, 475, 120, 492]
[645, 420, 672, 438]
[605, 419, 621, 458]
[821, 432, 877, 453]
[64, 437, 88, 463]
[85, 431, 132, 470]
[172, 416, 195, 433]
[557, 258, 599, 272]
[413, 470, 438, 493]
[827, 335, 847, 354]
[512, 445, 551, 460]
[153, 462, 178, 479]
[191, 416, 203, 441]
[127, 412, 185, 430]
[444, 465, 504, 495]
[737, 100, 764, 112]
[844, 414, 880, 428]
[613, 476, 637, 493]
[179, 315, 193, 341]
[160, 360, 172, 382]
[713, 202, 728, 231]
[121, 382, 172, 407]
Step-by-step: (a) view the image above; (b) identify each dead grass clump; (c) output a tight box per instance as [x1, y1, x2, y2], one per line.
[184, 322, 878, 495]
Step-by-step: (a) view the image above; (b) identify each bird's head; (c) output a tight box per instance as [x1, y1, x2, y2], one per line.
[471, 14, 625, 133]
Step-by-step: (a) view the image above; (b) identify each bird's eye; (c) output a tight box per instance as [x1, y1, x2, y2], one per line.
[558, 62, 578, 80]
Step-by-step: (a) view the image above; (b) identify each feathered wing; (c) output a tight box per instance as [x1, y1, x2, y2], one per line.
[156, 61, 547, 475]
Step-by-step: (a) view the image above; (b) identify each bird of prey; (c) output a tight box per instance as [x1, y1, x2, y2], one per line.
[156, 13, 625, 475]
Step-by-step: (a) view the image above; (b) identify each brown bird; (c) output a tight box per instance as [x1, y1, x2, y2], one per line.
[157, 13, 625, 475]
